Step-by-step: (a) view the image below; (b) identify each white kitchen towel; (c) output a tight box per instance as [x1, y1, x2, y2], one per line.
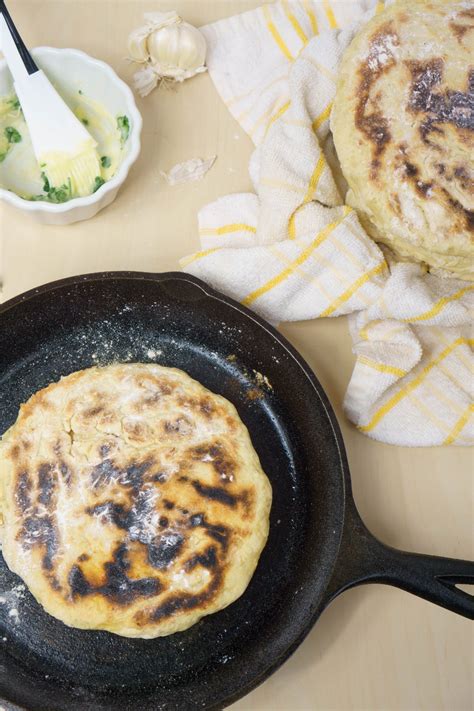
[182, 0, 473, 447]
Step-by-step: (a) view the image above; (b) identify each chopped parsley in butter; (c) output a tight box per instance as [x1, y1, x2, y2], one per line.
[93, 176, 105, 192]
[5, 126, 22, 143]
[0, 91, 131, 203]
[117, 115, 130, 145]
[29, 173, 73, 203]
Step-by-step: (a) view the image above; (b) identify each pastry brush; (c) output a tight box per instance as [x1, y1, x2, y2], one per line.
[0, 0, 101, 198]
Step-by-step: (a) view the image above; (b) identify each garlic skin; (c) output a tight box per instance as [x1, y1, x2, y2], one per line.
[133, 66, 159, 97]
[160, 156, 216, 185]
[144, 11, 182, 30]
[127, 26, 150, 63]
[127, 11, 207, 90]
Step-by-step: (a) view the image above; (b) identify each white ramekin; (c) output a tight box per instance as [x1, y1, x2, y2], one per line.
[0, 47, 142, 225]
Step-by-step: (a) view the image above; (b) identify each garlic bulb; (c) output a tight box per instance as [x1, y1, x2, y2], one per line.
[146, 14, 207, 80]
[127, 11, 207, 92]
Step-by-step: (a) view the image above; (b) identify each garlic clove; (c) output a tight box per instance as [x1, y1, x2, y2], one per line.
[127, 25, 151, 63]
[147, 21, 207, 78]
[133, 66, 159, 97]
[178, 21, 207, 71]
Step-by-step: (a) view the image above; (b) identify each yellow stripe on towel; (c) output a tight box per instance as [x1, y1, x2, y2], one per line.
[301, 55, 338, 83]
[282, 0, 308, 44]
[304, 154, 326, 203]
[235, 75, 287, 122]
[359, 356, 407, 378]
[302, 0, 319, 35]
[401, 285, 474, 323]
[430, 326, 474, 373]
[251, 98, 291, 138]
[312, 102, 333, 133]
[360, 338, 474, 432]
[359, 321, 406, 342]
[322, 0, 338, 29]
[181, 248, 220, 267]
[260, 177, 306, 195]
[443, 403, 474, 445]
[408, 393, 453, 436]
[265, 100, 291, 135]
[288, 154, 326, 239]
[262, 4, 293, 61]
[320, 262, 387, 317]
[243, 207, 350, 305]
[199, 224, 256, 237]
[288, 208, 299, 240]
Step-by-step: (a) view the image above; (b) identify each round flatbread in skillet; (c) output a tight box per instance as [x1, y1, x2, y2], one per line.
[0, 364, 272, 638]
[331, 0, 474, 279]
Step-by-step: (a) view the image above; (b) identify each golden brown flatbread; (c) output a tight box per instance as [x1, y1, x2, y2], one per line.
[331, 0, 474, 279]
[0, 364, 272, 637]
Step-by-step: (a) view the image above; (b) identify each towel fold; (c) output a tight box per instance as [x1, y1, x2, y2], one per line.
[182, 0, 473, 446]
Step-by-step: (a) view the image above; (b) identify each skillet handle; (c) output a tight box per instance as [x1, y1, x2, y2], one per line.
[326, 500, 474, 620]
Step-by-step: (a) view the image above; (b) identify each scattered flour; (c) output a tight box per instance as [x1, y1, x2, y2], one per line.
[366, 31, 399, 71]
[0, 583, 26, 624]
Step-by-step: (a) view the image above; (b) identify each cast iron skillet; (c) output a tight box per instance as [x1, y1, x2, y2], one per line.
[0, 271, 472, 711]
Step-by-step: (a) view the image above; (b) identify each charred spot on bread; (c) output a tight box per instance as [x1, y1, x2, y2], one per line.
[355, 23, 399, 177]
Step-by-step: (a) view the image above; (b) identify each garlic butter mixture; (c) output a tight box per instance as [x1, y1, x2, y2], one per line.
[0, 91, 130, 202]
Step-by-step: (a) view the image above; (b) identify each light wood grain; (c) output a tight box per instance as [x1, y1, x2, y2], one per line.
[1, 2, 473, 710]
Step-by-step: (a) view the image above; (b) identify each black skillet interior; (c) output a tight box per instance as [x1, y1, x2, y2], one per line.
[0, 272, 348, 711]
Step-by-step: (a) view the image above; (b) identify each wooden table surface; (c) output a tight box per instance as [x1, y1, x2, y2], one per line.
[1, 2, 472, 709]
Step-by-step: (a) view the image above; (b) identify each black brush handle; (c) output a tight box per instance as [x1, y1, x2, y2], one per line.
[326, 498, 474, 619]
[0, 0, 38, 74]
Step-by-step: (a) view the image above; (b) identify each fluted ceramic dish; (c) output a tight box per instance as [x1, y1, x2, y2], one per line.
[0, 46, 142, 224]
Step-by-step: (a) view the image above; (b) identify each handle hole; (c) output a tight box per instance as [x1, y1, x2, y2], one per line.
[455, 583, 474, 596]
